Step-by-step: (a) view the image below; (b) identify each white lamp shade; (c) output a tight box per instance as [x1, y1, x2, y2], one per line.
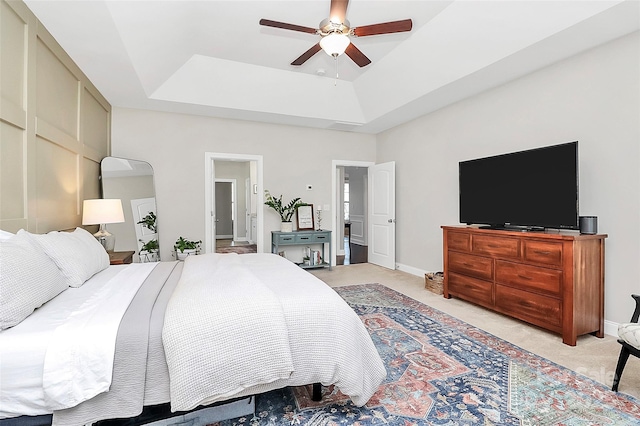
[320, 33, 350, 56]
[82, 199, 125, 225]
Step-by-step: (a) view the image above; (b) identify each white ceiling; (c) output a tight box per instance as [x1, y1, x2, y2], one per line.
[24, 0, 640, 134]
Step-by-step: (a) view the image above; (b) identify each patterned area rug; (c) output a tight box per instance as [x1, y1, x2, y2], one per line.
[215, 284, 640, 425]
[215, 244, 257, 254]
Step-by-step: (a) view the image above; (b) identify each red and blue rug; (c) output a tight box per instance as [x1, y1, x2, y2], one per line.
[216, 284, 640, 425]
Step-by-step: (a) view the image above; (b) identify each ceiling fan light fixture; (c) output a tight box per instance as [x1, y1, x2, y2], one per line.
[320, 33, 350, 57]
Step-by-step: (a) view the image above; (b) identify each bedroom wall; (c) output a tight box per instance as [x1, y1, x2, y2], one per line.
[110, 109, 377, 260]
[0, 0, 110, 233]
[376, 31, 640, 327]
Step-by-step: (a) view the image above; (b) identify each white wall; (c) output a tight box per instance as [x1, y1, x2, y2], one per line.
[377, 31, 640, 326]
[111, 109, 376, 260]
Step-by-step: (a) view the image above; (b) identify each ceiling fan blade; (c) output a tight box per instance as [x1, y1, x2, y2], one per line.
[353, 19, 413, 37]
[259, 19, 318, 35]
[329, 0, 349, 23]
[291, 43, 322, 66]
[345, 43, 371, 67]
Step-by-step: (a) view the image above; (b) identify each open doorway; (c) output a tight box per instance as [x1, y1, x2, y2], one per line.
[339, 166, 368, 265]
[332, 160, 396, 269]
[332, 160, 374, 267]
[204, 153, 264, 254]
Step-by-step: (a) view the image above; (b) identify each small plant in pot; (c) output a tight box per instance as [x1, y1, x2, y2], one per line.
[174, 236, 202, 260]
[139, 238, 159, 263]
[264, 190, 303, 232]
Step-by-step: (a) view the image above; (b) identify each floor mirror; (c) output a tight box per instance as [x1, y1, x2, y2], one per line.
[101, 157, 159, 262]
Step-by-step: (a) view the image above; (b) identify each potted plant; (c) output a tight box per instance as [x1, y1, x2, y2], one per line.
[137, 212, 157, 233]
[139, 238, 159, 262]
[264, 190, 303, 232]
[174, 236, 202, 260]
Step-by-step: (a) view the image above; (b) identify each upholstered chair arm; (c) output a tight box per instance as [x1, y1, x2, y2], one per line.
[630, 294, 640, 323]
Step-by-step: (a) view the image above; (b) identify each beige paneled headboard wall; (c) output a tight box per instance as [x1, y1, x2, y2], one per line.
[1, 0, 111, 233]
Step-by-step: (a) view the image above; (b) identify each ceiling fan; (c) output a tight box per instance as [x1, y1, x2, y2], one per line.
[259, 0, 412, 68]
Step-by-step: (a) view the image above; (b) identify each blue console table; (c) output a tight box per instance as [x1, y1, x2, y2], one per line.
[271, 230, 332, 270]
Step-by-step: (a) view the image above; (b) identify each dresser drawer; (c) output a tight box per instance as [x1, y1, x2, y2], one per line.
[522, 240, 563, 267]
[313, 233, 330, 243]
[495, 260, 562, 296]
[448, 272, 493, 306]
[295, 233, 314, 244]
[447, 231, 470, 252]
[495, 284, 561, 331]
[276, 233, 296, 244]
[449, 252, 493, 281]
[472, 235, 519, 258]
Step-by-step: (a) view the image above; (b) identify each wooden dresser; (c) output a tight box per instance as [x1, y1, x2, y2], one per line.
[442, 226, 606, 346]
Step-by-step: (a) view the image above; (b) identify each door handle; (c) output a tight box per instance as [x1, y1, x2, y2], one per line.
[388, 219, 396, 223]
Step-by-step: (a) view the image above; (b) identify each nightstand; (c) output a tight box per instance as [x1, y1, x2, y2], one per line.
[109, 250, 135, 265]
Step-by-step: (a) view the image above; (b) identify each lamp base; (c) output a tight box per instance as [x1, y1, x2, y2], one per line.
[94, 226, 115, 251]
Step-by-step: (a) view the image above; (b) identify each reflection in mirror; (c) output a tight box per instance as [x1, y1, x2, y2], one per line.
[101, 157, 159, 262]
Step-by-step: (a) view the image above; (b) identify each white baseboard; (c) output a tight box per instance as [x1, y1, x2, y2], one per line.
[604, 320, 618, 338]
[395, 263, 427, 277]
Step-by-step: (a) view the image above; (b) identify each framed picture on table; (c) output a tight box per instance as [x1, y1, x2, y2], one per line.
[297, 204, 314, 230]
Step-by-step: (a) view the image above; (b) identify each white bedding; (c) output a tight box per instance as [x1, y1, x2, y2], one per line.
[2, 252, 386, 423]
[163, 254, 295, 411]
[0, 263, 156, 419]
[163, 253, 386, 411]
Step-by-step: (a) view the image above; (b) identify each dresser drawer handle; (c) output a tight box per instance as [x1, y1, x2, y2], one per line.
[534, 250, 552, 255]
[462, 262, 475, 268]
[517, 274, 533, 281]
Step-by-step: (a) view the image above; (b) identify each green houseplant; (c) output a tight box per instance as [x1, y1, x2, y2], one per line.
[136, 212, 157, 233]
[174, 236, 202, 260]
[138, 238, 159, 262]
[264, 190, 303, 232]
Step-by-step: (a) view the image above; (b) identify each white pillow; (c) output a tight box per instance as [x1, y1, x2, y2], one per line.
[0, 229, 15, 240]
[25, 228, 110, 288]
[0, 231, 69, 329]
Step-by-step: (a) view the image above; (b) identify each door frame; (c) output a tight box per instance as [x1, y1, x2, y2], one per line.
[204, 153, 264, 254]
[331, 160, 375, 267]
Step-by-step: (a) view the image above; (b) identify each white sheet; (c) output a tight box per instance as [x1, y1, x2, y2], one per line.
[0, 263, 157, 419]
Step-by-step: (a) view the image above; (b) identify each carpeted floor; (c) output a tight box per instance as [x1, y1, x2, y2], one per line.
[214, 283, 640, 425]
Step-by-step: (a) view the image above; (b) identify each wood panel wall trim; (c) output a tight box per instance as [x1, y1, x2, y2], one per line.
[0, 0, 111, 233]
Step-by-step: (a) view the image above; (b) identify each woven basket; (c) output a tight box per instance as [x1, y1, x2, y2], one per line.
[424, 272, 444, 295]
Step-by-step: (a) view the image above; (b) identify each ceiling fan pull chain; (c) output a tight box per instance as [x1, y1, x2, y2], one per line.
[334, 55, 339, 86]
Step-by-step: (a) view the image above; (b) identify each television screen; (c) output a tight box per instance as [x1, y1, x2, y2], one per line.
[459, 141, 578, 230]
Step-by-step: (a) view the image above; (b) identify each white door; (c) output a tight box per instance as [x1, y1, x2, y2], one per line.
[215, 181, 234, 239]
[368, 161, 396, 269]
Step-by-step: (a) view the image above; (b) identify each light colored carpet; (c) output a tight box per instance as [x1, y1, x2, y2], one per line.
[310, 263, 640, 400]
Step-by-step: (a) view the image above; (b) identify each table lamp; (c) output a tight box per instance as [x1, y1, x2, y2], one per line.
[82, 199, 125, 251]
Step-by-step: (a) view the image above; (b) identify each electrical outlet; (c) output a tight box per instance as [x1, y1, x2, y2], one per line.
[306, 185, 313, 190]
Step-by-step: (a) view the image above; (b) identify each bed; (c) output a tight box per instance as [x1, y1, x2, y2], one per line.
[0, 228, 386, 425]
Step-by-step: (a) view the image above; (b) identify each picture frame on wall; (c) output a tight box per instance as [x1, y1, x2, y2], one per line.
[297, 204, 314, 230]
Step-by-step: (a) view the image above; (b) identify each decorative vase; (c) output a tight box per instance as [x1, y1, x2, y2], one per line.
[281, 221, 293, 232]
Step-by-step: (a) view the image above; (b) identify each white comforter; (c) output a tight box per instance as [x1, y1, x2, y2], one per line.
[163, 253, 386, 412]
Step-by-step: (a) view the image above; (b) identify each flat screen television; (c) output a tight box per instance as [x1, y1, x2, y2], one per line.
[459, 141, 579, 231]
